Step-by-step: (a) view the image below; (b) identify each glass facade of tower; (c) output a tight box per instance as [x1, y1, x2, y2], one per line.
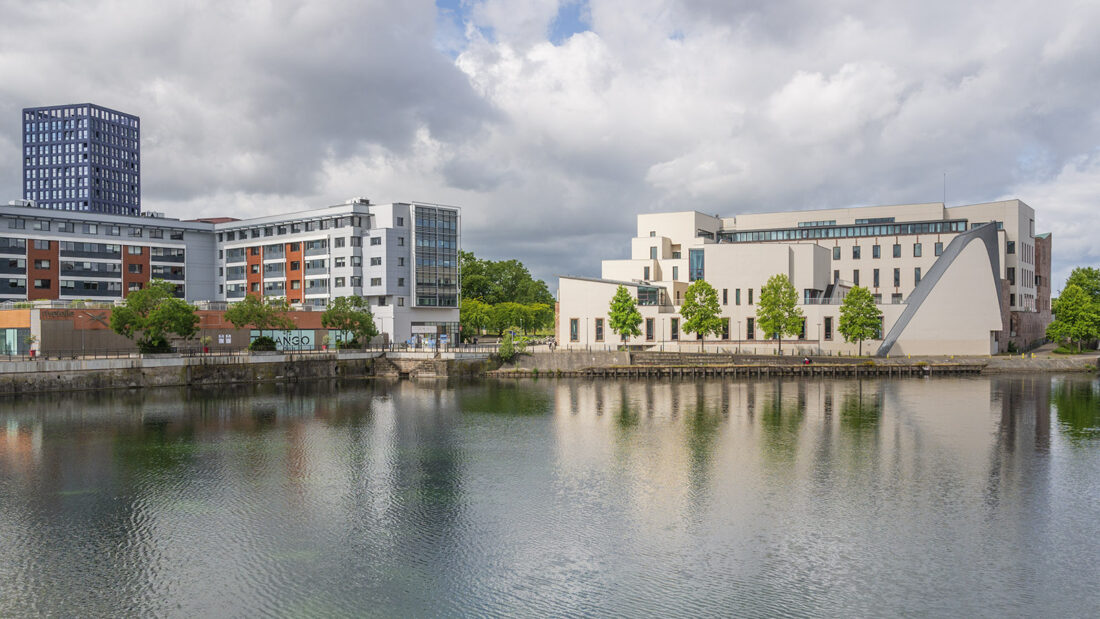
[413, 205, 459, 307]
[22, 103, 140, 216]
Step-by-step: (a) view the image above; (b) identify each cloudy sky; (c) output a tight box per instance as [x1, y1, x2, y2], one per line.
[1, 0, 1097, 292]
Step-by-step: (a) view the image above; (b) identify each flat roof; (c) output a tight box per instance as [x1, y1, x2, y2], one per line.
[558, 275, 659, 288]
[23, 102, 139, 119]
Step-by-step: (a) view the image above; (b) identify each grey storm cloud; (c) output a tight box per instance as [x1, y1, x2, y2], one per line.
[1, 0, 1098, 291]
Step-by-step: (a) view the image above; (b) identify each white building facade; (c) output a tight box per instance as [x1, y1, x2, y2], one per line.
[0, 197, 460, 346]
[559, 200, 1051, 356]
[211, 199, 459, 345]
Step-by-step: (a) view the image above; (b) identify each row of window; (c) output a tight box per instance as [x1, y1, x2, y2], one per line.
[218, 215, 390, 242]
[832, 267, 921, 288]
[719, 220, 967, 243]
[570, 315, 887, 343]
[834, 242, 943, 260]
[571, 316, 886, 343]
[221, 236, 400, 262]
[224, 276, 401, 294]
[1, 258, 183, 275]
[5, 219, 183, 239]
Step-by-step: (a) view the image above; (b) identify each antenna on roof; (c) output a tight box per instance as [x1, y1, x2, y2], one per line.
[943, 172, 946, 205]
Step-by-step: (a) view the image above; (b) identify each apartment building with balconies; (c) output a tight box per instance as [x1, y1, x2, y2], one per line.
[0, 198, 460, 346]
[210, 199, 460, 343]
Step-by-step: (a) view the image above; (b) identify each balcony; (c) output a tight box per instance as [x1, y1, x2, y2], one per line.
[304, 266, 328, 276]
[60, 248, 120, 260]
[150, 252, 185, 263]
[60, 268, 122, 278]
[227, 289, 246, 299]
[304, 244, 328, 257]
[62, 287, 120, 298]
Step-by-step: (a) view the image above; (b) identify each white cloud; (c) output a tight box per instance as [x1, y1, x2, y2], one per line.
[1, 0, 1098, 290]
[1003, 152, 1100, 289]
[767, 62, 904, 144]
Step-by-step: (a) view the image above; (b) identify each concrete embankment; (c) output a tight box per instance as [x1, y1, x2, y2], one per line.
[491, 351, 1099, 377]
[0, 351, 499, 395]
[0, 352, 383, 395]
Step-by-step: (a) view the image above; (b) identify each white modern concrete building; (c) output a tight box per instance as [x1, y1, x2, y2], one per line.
[559, 200, 1051, 356]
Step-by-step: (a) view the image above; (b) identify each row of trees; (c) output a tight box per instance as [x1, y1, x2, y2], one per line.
[1046, 267, 1100, 352]
[109, 280, 379, 352]
[459, 251, 556, 340]
[606, 274, 884, 354]
[461, 298, 554, 339]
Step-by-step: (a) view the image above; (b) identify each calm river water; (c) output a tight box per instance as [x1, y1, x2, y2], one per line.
[1, 375, 1098, 617]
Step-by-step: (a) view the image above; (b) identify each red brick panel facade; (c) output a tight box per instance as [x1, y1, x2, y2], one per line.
[246, 245, 262, 297]
[285, 242, 303, 303]
[122, 244, 150, 297]
[26, 240, 59, 301]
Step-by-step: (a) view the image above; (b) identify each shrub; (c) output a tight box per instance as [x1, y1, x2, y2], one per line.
[137, 337, 172, 354]
[250, 336, 277, 351]
[498, 333, 517, 362]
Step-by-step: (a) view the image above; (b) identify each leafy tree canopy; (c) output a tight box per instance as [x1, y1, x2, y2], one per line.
[1047, 283, 1100, 352]
[680, 280, 724, 342]
[224, 294, 295, 331]
[460, 250, 554, 306]
[110, 279, 199, 353]
[608, 285, 643, 341]
[321, 296, 379, 346]
[460, 298, 493, 341]
[757, 273, 804, 352]
[1065, 267, 1100, 303]
[838, 286, 883, 356]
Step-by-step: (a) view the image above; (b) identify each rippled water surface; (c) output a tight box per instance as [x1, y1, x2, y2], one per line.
[1, 375, 1099, 617]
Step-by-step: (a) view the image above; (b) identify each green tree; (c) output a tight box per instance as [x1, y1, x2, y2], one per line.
[224, 294, 295, 331]
[527, 302, 555, 333]
[459, 250, 495, 302]
[460, 297, 492, 342]
[321, 296, 379, 347]
[1047, 284, 1100, 352]
[491, 302, 533, 335]
[680, 279, 724, 348]
[838, 286, 883, 356]
[1065, 267, 1100, 303]
[110, 279, 199, 353]
[608, 285, 643, 343]
[459, 250, 554, 305]
[757, 273, 804, 354]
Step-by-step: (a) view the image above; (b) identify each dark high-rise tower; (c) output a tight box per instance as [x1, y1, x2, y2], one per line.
[22, 103, 140, 215]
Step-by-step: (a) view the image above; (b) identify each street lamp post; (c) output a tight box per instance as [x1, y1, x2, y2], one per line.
[736, 319, 741, 356]
[817, 320, 822, 356]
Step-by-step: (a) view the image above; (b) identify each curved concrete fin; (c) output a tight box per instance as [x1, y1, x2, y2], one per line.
[876, 223, 1002, 357]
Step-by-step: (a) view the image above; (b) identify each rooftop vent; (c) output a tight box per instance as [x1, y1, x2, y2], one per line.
[7, 199, 36, 207]
[141, 211, 166, 218]
[346, 197, 371, 205]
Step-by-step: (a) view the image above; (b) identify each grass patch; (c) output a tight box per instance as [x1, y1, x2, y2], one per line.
[1052, 346, 1096, 355]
